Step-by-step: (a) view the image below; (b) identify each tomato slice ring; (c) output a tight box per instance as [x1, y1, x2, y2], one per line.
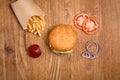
[82, 18, 98, 34]
[74, 13, 89, 29]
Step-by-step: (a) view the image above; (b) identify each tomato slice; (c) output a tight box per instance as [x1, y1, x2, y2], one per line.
[82, 18, 98, 34]
[74, 13, 89, 29]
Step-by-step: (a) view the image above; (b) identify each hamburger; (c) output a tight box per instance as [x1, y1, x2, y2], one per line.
[48, 24, 78, 54]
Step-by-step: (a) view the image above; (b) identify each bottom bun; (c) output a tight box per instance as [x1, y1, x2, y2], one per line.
[49, 44, 72, 54]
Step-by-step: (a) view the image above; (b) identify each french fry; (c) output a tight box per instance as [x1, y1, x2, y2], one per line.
[27, 15, 45, 36]
[36, 16, 41, 21]
[39, 21, 44, 31]
[32, 16, 39, 23]
[29, 17, 34, 23]
[34, 31, 38, 35]
[36, 27, 41, 36]
[36, 23, 41, 30]
[28, 23, 32, 30]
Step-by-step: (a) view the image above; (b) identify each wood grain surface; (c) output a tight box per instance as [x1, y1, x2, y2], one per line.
[0, 0, 120, 80]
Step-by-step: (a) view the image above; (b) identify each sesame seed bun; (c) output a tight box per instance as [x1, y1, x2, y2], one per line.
[48, 24, 78, 54]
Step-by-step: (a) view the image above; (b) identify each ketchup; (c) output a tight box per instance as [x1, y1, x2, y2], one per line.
[28, 44, 42, 58]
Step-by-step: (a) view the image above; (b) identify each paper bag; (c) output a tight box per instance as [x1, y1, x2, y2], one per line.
[11, 0, 45, 30]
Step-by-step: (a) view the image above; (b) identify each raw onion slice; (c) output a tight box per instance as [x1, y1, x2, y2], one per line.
[82, 51, 96, 59]
[81, 40, 101, 60]
[86, 40, 100, 54]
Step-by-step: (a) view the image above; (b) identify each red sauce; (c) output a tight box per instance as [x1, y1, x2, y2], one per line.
[28, 44, 42, 58]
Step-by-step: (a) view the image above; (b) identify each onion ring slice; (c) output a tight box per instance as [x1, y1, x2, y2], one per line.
[82, 51, 96, 59]
[81, 40, 101, 60]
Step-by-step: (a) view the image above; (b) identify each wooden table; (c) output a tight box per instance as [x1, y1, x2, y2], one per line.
[0, 0, 120, 80]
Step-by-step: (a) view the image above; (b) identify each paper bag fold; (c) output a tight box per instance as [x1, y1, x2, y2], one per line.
[11, 0, 45, 30]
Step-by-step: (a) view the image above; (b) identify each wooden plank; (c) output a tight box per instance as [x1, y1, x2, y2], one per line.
[100, 0, 120, 80]
[0, 0, 120, 80]
[0, 0, 5, 80]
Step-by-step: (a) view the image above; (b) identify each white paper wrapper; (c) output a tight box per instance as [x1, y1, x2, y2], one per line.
[11, 0, 45, 30]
